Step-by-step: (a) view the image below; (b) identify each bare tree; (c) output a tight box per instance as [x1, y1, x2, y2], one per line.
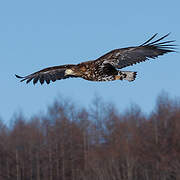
[0, 93, 180, 179]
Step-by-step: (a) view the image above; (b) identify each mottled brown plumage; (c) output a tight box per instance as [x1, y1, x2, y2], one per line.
[16, 33, 176, 85]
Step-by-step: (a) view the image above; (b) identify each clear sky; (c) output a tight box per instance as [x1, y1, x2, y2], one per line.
[0, 0, 180, 123]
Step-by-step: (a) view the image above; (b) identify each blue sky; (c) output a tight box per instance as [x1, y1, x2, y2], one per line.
[0, 0, 180, 123]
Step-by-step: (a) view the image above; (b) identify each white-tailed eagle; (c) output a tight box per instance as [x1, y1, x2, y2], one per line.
[16, 33, 176, 85]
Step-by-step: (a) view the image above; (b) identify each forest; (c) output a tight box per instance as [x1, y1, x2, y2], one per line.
[0, 93, 180, 180]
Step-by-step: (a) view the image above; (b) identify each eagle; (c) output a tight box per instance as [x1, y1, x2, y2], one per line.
[16, 33, 176, 85]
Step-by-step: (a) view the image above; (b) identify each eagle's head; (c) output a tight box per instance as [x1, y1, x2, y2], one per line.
[65, 69, 74, 75]
[65, 65, 87, 76]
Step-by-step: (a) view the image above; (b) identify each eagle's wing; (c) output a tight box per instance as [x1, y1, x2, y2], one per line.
[15, 64, 76, 85]
[97, 33, 176, 69]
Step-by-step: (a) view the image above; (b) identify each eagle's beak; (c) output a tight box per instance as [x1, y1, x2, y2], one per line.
[65, 69, 74, 75]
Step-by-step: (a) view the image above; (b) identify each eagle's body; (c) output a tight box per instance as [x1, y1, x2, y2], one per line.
[69, 59, 135, 81]
[16, 33, 176, 85]
[71, 60, 119, 81]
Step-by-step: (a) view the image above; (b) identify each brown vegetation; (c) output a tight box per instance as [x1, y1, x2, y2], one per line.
[0, 93, 180, 180]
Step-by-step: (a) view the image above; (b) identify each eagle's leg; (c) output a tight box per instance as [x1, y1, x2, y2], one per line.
[115, 71, 137, 82]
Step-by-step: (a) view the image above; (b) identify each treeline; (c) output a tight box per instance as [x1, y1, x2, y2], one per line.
[0, 93, 180, 180]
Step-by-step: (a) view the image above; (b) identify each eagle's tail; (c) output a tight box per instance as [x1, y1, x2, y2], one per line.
[120, 71, 137, 82]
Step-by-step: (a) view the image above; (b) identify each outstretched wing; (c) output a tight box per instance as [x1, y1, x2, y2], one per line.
[15, 64, 76, 85]
[97, 33, 176, 69]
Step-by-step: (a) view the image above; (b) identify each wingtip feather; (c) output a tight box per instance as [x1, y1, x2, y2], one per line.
[140, 33, 158, 46]
[15, 74, 28, 82]
[15, 74, 23, 78]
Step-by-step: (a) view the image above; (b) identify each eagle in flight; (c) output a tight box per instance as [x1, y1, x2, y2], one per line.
[16, 33, 176, 85]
